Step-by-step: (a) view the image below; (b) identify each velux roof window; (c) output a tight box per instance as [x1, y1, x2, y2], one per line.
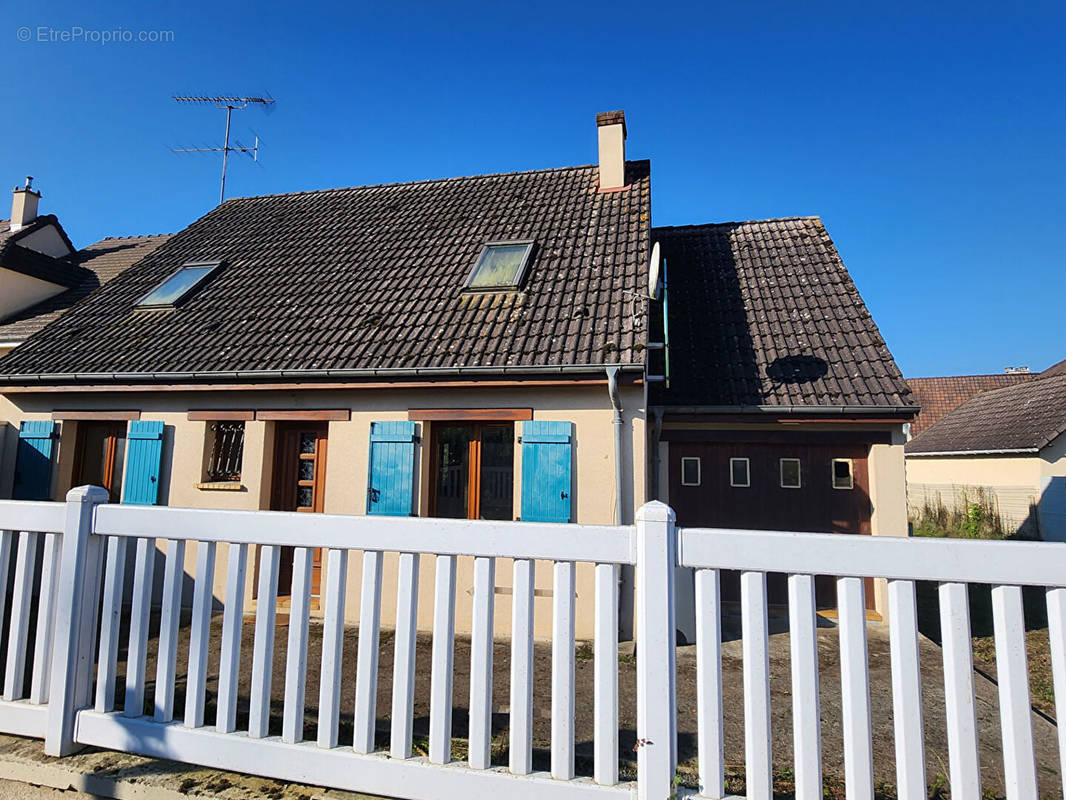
[136, 261, 222, 309]
[464, 241, 534, 291]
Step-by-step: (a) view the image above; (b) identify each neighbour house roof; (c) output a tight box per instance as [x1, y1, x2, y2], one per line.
[906, 374, 1066, 454]
[1041, 358, 1066, 380]
[0, 234, 171, 345]
[650, 218, 915, 412]
[0, 163, 651, 383]
[0, 215, 80, 288]
[906, 373, 1035, 438]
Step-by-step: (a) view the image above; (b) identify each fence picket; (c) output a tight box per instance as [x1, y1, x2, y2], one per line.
[353, 550, 383, 754]
[838, 576, 873, 799]
[95, 537, 128, 712]
[887, 579, 926, 800]
[509, 557, 535, 775]
[788, 574, 821, 800]
[248, 545, 280, 739]
[30, 533, 61, 704]
[3, 531, 38, 701]
[468, 556, 495, 769]
[695, 568, 723, 799]
[389, 552, 418, 758]
[282, 547, 313, 744]
[318, 548, 348, 749]
[185, 541, 217, 728]
[741, 570, 771, 800]
[594, 562, 619, 786]
[991, 585, 1038, 799]
[0, 531, 12, 632]
[124, 537, 157, 718]
[552, 561, 576, 781]
[939, 581, 981, 799]
[1046, 587, 1066, 800]
[428, 554, 456, 764]
[154, 539, 186, 722]
[216, 542, 248, 734]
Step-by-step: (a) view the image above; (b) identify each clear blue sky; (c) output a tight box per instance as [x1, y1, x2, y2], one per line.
[2, 1, 1063, 377]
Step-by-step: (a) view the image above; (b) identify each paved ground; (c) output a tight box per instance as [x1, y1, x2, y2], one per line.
[69, 605, 1059, 799]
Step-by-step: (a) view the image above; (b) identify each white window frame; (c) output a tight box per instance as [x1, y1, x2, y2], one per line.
[780, 458, 802, 489]
[729, 457, 750, 488]
[831, 458, 854, 490]
[681, 456, 701, 486]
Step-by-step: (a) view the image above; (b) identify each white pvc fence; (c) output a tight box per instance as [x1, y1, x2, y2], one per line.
[0, 488, 1062, 800]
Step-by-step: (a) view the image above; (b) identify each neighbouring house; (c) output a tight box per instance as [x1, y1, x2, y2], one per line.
[649, 220, 917, 629]
[0, 111, 915, 636]
[906, 372, 1066, 541]
[0, 180, 169, 494]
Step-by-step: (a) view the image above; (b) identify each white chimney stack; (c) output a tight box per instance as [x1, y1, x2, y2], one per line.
[596, 110, 627, 191]
[10, 177, 40, 232]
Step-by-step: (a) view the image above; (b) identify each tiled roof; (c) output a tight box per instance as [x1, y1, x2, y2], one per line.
[650, 218, 915, 411]
[1041, 358, 1066, 380]
[0, 215, 82, 288]
[906, 373, 1034, 438]
[0, 235, 170, 344]
[0, 163, 650, 381]
[906, 374, 1066, 454]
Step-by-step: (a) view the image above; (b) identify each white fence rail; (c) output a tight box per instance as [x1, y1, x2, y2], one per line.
[0, 489, 1061, 800]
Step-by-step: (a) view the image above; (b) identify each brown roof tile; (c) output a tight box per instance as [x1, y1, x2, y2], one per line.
[651, 218, 914, 410]
[906, 373, 1035, 437]
[906, 374, 1066, 454]
[0, 163, 650, 381]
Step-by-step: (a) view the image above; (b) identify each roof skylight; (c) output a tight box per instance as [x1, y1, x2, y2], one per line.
[464, 241, 534, 291]
[135, 261, 222, 309]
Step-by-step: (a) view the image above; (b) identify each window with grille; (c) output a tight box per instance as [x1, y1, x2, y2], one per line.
[206, 421, 245, 482]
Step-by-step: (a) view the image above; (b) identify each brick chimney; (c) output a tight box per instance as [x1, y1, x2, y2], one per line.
[596, 111, 626, 191]
[10, 177, 40, 232]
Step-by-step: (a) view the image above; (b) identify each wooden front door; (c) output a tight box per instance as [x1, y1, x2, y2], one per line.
[73, 421, 127, 503]
[430, 422, 514, 520]
[270, 422, 328, 600]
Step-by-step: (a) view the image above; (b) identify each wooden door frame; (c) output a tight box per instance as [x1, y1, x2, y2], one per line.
[428, 421, 513, 520]
[71, 420, 127, 502]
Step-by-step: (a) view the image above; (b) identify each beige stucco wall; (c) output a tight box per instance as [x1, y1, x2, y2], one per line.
[905, 453, 1042, 536]
[906, 433, 1066, 541]
[16, 225, 72, 258]
[0, 382, 645, 639]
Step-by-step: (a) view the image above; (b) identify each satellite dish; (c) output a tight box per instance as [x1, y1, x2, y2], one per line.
[648, 241, 662, 299]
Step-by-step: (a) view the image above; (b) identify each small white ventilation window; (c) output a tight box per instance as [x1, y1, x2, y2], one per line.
[729, 457, 750, 488]
[681, 457, 701, 486]
[464, 241, 534, 290]
[136, 261, 222, 309]
[832, 458, 854, 490]
[780, 458, 801, 489]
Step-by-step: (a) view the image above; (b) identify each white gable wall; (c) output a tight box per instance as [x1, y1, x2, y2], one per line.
[0, 267, 66, 321]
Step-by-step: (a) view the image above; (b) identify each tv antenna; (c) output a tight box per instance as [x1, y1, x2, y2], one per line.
[171, 95, 276, 204]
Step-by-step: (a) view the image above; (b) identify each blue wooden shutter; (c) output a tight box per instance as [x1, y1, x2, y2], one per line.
[367, 421, 418, 516]
[520, 421, 572, 523]
[12, 421, 58, 500]
[122, 420, 165, 505]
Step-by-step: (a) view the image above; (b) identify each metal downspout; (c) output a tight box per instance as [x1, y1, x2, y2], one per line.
[606, 366, 624, 525]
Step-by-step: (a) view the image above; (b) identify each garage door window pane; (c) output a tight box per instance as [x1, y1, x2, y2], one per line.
[780, 458, 801, 489]
[832, 458, 854, 490]
[729, 457, 750, 488]
[681, 457, 701, 486]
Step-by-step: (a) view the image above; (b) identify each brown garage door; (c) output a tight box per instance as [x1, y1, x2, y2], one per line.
[670, 442, 874, 608]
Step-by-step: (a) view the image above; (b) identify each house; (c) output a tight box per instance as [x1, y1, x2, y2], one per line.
[648, 220, 917, 624]
[906, 372, 1066, 541]
[0, 180, 168, 495]
[0, 111, 914, 635]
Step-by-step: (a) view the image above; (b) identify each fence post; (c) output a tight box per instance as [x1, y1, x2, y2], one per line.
[45, 485, 109, 757]
[635, 501, 677, 800]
